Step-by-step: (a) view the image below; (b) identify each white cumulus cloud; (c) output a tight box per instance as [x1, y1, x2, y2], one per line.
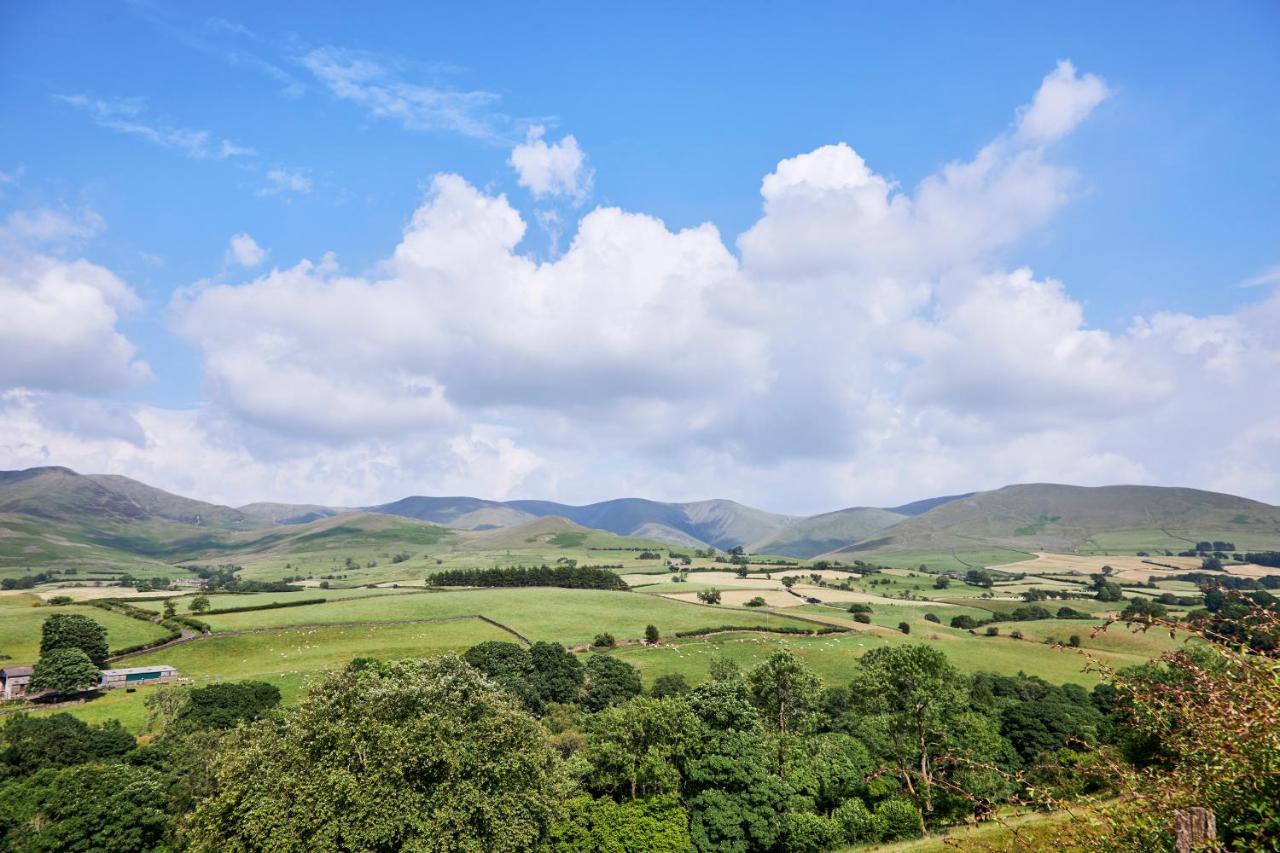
[509, 126, 593, 202]
[225, 233, 267, 268]
[7, 62, 1280, 510]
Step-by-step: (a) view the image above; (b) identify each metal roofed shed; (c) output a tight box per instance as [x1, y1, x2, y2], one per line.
[98, 665, 178, 689]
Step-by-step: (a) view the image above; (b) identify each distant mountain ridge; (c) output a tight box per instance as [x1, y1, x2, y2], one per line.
[4, 466, 1278, 569]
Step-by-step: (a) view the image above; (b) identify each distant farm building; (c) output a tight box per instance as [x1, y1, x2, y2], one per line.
[99, 665, 178, 689]
[0, 666, 33, 699]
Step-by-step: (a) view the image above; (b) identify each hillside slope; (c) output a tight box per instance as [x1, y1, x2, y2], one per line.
[829, 483, 1280, 559]
[750, 507, 908, 558]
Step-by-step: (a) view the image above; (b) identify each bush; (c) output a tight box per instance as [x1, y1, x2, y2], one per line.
[1011, 630, 1024, 640]
[582, 655, 642, 711]
[898, 622, 911, 634]
[592, 633, 616, 649]
[847, 603, 873, 614]
[876, 798, 923, 841]
[745, 596, 767, 607]
[1068, 635, 1081, 648]
[650, 673, 690, 698]
[696, 588, 722, 605]
[833, 798, 883, 843]
[986, 626, 1000, 636]
[924, 613, 940, 624]
[950, 615, 978, 630]
[852, 613, 871, 624]
[782, 811, 843, 853]
[47, 595, 74, 606]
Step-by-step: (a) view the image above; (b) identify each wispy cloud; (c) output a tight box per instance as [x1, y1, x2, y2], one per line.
[56, 94, 256, 160]
[258, 167, 312, 196]
[2, 206, 105, 245]
[129, 4, 306, 98]
[300, 47, 529, 143]
[1236, 266, 1280, 289]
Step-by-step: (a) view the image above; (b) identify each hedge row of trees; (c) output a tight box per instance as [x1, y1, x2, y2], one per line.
[427, 564, 630, 591]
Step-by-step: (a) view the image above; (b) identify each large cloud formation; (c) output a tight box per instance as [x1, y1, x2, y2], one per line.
[2, 62, 1279, 510]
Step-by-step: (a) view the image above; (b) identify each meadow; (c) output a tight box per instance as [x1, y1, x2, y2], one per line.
[35, 618, 515, 732]
[0, 596, 171, 661]
[195, 586, 816, 643]
[605, 616, 1174, 690]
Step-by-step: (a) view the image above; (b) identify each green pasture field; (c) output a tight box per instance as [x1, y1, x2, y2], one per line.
[791, 602, 995, 630]
[39, 618, 514, 733]
[129, 586, 421, 612]
[606, 618, 1168, 690]
[940, 597, 1111, 617]
[195, 587, 817, 645]
[1081, 527, 1280, 554]
[0, 601, 171, 664]
[231, 541, 682, 587]
[851, 548, 1037, 573]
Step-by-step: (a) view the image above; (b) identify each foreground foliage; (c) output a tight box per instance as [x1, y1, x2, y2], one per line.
[0, 588, 1274, 851]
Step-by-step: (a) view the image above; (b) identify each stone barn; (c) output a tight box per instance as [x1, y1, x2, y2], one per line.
[0, 666, 33, 699]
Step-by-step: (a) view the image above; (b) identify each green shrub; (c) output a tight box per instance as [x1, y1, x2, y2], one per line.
[781, 811, 843, 853]
[592, 633, 616, 649]
[876, 798, 923, 841]
[986, 626, 1000, 636]
[852, 613, 871, 624]
[833, 798, 884, 843]
[924, 613, 940, 623]
[898, 622, 911, 634]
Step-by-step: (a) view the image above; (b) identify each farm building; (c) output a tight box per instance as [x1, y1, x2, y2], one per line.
[99, 665, 178, 689]
[0, 666, 33, 699]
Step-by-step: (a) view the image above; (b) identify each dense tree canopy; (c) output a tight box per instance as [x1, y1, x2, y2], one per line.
[177, 681, 282, 731]
[0, 714, 133, 779]
[0, 762, 170, 853]
[182, 656, 567, 851]
[38, 613, 109, 668]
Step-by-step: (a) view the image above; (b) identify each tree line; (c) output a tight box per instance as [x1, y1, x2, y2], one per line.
[427, 564, 630, 591]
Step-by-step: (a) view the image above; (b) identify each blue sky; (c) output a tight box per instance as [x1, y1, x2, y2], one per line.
[1, 2, 1278, 511]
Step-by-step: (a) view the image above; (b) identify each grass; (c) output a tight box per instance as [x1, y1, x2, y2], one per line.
[848, 808, 1078, 851]
[129, 586, 417, 612]
[607, 614, 1169, 690]
[0, 603, 171, 664]
[38, 618, 514, 733]
[196, 587, 818, 645]
[847, 548, 1037, 573]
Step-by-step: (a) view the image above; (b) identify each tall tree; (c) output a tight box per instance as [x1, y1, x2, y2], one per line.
[29, 648, 101, 697]
[848, 644, 969, 816]
[746, 649, 822, 776]
[39, 613, 109, 667]
[584, 696, 697, 800]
